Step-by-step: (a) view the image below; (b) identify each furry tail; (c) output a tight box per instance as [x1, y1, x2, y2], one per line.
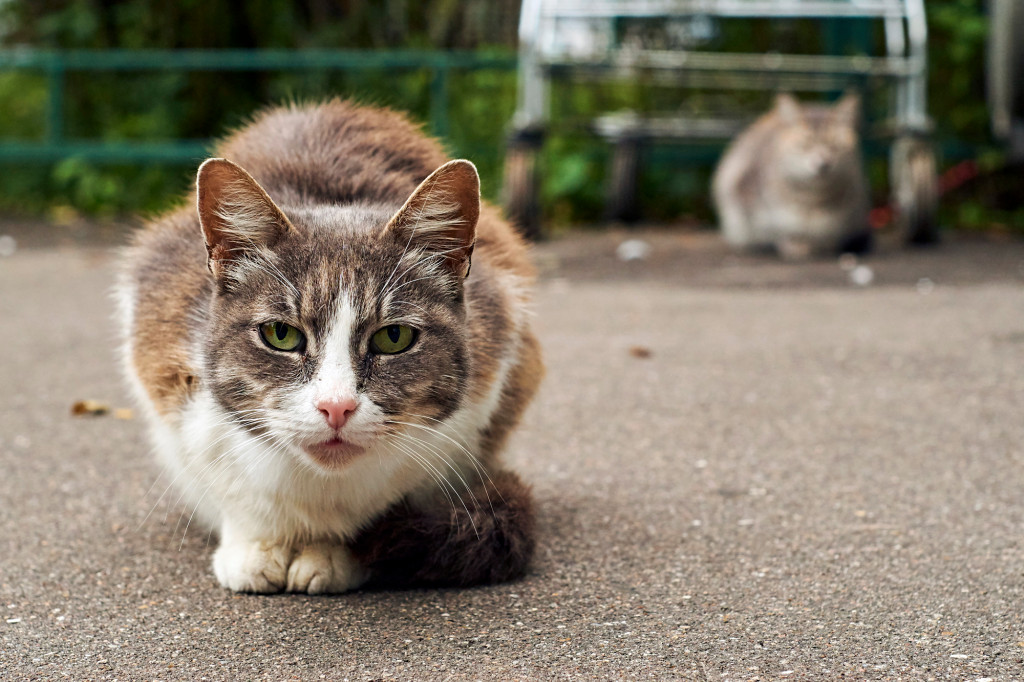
[350, 470, 535, 588]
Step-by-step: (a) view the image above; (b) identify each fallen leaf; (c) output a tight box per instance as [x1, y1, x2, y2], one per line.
[71, 400, 109, 416]
[629, 346, 652, 359]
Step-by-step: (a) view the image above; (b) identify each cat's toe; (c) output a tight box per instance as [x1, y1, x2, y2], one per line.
[286, 543, 367, 595]
[212, 541, 291, 593]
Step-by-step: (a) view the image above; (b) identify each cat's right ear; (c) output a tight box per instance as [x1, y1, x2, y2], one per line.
[774, 93, 803, 124]
[196, 158, 294, 277]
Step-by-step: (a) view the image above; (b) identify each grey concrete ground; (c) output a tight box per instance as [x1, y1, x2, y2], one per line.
[1, 225, 1023, 681]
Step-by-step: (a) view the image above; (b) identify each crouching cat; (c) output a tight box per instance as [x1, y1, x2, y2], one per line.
[712, 92, 871, 259]
[117, 100, 543, 593]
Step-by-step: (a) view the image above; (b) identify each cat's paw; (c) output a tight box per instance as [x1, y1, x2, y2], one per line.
[212, 541, 292, 593]
[286, 543, 368, 595]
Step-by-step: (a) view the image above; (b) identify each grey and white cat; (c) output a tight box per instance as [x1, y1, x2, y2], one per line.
[712, 92, 871, 259]
[117, 100, 543, 593]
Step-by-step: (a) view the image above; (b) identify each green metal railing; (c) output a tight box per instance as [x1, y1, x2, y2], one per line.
[0, 49, 518, 163]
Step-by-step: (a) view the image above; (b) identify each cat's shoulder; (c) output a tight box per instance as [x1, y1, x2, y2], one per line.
[123, 203, 206, 274]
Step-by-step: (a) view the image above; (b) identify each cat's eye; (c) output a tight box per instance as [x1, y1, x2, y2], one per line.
[259, 321, 306, 352]
[370, 324, 416, 355]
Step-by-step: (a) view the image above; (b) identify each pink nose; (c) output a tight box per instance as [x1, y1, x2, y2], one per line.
[317, 397, 357, 430]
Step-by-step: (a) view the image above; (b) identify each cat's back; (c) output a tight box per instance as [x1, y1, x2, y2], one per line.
[216, 100, 447, 207]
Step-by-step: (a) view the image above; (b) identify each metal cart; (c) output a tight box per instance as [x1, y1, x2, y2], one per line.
[503, 0, 938, 243]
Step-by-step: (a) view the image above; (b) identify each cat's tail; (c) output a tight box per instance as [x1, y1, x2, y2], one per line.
[350, 470, 536, 589]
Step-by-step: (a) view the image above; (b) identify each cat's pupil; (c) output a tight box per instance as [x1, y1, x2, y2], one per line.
[275, 322, 287, 340]
[387, 325, 401, 343]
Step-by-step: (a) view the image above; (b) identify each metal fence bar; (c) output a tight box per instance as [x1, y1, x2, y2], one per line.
[0, 141, 211, 162]
[0, 49, 517, 71]
[0, 49, 518, 163]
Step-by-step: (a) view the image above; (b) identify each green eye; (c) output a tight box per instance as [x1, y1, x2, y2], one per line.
[259, 321, 305, 352]
[370, 324, 416, 354]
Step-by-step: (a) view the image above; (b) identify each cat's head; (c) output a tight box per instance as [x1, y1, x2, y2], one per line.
[195, 157, 478, 473]
[771, 92, 862, 186]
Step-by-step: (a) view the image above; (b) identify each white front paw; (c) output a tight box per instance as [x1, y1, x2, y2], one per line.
[286, 543, 368, 595]
[213, 541, 292, 593]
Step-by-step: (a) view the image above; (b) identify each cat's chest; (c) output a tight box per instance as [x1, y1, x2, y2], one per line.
[758, 186, 857, 235]
[235, 442, 424, 538]
[177, 391, 421, 538]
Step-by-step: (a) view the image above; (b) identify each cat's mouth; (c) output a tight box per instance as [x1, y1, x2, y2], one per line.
[303, 437, 366, 468]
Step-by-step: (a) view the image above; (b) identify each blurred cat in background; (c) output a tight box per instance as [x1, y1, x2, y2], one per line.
[712, 92, 871, 259]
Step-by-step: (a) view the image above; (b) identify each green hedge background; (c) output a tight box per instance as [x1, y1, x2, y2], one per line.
[0, 0, 1014, 231]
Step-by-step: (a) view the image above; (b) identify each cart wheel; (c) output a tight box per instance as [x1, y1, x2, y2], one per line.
[605, 135, 641, 223]
[891, 136, 939, 245]
[502, 128, 544, 240]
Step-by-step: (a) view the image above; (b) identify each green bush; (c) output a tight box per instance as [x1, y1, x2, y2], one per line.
[0, 0, 1014, 232]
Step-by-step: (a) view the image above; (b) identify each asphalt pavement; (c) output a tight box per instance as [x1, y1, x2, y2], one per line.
[1, 225, 1023, 680]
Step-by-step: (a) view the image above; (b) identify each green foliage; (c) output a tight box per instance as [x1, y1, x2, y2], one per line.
[0, 72, 48, 139]
[0, 0, 523, 216]
[926, 0, 1022, 233]
[0, 0, 1014, 232]
[928, 0, 989, 143]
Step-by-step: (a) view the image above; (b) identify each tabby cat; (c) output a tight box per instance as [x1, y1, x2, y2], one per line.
[712, 92, 872, 259]
[118, 100, 543, 593]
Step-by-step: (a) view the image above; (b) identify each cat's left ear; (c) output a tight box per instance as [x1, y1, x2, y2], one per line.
[383, 159, 479, 278]
[832, 92, 861, 128]
[196, 158, 295, 278]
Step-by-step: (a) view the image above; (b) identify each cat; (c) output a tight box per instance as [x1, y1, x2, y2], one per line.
[711, 92, 872, 259]
[117, 99, 544, 594]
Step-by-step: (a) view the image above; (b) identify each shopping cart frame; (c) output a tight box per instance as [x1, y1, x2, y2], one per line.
[503, 0, 937, 243]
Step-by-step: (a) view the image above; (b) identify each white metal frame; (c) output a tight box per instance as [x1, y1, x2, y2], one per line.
[514, 0, 930, 135]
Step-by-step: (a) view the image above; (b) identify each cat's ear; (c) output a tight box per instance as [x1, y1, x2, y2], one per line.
[774, 93, 803, 124]
[832, 91, 861, 128]
[196, 158, 294, 277]
[383, 159, 479, 278]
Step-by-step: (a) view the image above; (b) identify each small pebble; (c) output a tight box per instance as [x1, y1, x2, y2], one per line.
[849, 265, 874, 286]
[616, 239, 651, 262]
[916, 277, 934, 295]
[628, 345, 652, 359]
[0, 235, 15, 257]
